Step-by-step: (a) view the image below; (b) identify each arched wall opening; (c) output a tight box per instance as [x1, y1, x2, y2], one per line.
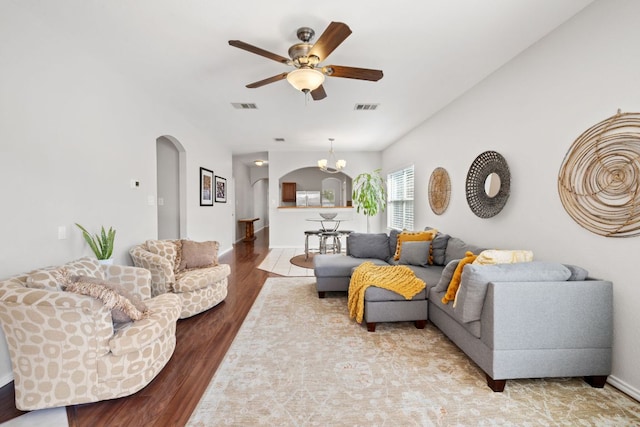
[156, 135, 187, 239]
[278, 167, 352, 207]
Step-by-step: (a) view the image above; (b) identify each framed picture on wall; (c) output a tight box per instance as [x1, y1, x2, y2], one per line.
[215, 175, 227, 203]
[200, 167, 214, 206]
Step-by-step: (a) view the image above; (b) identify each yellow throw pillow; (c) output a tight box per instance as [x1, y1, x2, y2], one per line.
[441, 251, 477, 304]
[393, 229, 438, 261]
[473, 249, 533, 265]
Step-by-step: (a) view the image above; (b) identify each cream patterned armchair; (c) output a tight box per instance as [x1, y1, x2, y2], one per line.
[0, 257, 181, 410]
[129, 239, 230, 319]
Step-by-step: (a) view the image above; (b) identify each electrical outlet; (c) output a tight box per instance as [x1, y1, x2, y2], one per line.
[130, 179, 140, 189]
[58, 226, 67, 240]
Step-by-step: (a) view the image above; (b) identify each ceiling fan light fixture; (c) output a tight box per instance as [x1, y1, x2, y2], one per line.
[286, 68, 325, 92]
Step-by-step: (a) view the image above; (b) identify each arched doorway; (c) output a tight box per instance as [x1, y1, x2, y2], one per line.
[156, 136, 187, 239]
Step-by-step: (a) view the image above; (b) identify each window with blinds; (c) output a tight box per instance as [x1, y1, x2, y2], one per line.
[387, 165, 414, 230]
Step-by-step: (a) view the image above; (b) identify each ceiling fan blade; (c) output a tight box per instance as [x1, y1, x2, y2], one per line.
[323, 65, 383, 81]
[228, 40, 290, 64]
[310, 85, 327, 100]
[308, 22, 352, 62]
[246, 72, 288, 88]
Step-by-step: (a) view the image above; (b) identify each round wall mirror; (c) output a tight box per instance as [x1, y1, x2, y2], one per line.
[465, 151, 510, 218]
[484, 172, 501, 198]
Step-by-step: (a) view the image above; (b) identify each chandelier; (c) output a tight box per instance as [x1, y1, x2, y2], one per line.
[318, 138, 346, 173]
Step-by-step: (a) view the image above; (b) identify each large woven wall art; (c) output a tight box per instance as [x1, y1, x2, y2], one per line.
[558, 110, 640, 237]
[428, 167, 451, 215]
[465, 151, 510, 218]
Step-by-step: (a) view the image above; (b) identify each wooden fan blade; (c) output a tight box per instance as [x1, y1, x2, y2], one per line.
[246, 72, 288, 88]
[308, 22, 352, 62]
[323, 65, 383, 81]
[229, 40, 290, 64]
[311, 85, 327, 100]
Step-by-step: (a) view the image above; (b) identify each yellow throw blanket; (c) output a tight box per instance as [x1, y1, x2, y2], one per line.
[348, 262, 426, 324]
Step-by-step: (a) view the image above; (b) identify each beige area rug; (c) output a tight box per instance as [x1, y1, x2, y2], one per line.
[188, 277, 640, 426]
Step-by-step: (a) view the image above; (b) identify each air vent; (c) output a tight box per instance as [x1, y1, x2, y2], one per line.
[274, 137, 286, 142]
[231, 103, 258, 110]
[354, 103, 379, 111]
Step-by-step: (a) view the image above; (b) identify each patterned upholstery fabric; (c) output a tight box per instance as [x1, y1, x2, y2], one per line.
[0, 260, 181, 410]
[26, 257, 105, 290]
[130, 240, 230, 318]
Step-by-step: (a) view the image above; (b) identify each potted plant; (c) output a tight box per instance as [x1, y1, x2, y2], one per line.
[75, 223, 116, 264]
[352, 169, 387, 233]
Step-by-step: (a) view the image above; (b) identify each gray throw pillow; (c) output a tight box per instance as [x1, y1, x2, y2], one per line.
[444, 237, 485, 265]
[398, 241, 431, 267]
[454, 262, 571, 323]
[433, 259, 461, 292]
[347, 233, 390, 260]
[563, 264, 589, 281]
[388, 229, 400, 259]
[425, 228, 450, 265]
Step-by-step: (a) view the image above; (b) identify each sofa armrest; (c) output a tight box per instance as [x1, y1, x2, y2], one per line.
[481, 280, 613, 351]
[102, 264, 152, 300]
[129, 246, 175, 297]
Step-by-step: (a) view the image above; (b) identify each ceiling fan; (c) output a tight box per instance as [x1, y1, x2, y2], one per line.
[228, 22, 383, 100]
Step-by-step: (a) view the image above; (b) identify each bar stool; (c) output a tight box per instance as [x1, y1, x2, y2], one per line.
[320, 231, 341, 254]
[337, 230, 353, 253]
[304, 230, 323, 260]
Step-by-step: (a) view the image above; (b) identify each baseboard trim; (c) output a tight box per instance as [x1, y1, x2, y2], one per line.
[607, 375, 640, 402]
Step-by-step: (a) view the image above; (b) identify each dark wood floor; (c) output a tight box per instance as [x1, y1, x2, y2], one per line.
[0, 228, 277, 427]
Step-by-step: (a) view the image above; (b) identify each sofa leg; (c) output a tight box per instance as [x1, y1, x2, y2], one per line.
[584, 375, 607, 388]
[367, 322, 376, 332]
[486, 374, 506, 392]
[414, 319, 427, 329]
[318, 291, 325, 299]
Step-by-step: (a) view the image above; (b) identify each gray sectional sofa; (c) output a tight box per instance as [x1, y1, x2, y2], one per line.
[313, 229, 613, 391]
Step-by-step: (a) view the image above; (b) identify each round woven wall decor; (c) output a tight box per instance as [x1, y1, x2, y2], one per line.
[428, 167, 451, 215]
[558, 110, 640, 237]
[465, 151, 510, 218]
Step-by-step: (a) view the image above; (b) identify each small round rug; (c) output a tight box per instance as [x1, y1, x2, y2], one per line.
[290, 254, 314, 269]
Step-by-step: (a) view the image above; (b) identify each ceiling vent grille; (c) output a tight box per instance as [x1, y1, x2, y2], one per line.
[231, 103, 258, 110]
[274, 137, 286, 142]
[354, 103, 379, 111]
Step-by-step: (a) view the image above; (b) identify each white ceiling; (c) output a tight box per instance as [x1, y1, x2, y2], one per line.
[18, 0, 593, 157]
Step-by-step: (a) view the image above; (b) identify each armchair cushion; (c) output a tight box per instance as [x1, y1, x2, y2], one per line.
[174, 264, 230, 293]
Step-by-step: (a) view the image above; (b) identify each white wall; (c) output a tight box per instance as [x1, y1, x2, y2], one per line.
[0, 3, 233, 386]
[383, 0, 640, 399]
[268, 150, 384, 247]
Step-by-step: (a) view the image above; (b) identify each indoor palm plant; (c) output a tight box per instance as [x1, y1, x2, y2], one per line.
[352, 169, 387, 233]
[75, 223, 116, 263]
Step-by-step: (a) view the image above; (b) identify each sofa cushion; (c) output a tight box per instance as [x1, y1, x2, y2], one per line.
[177, 240, 219, 272]
[314, 254, 389, 277]
[347, 233, 390, 260]
[442, 252, 477, 304]
[424, 228, 450, 265]
[174, 264, 230, 293]
[405, 264, 445, 288]
[454, 262, 572, 323]
[365, 286, 427, 301]
[443, 237, 486, 266]
[394, 229, 438, 261]
[398, 241, 431, 267]
[57, 269, 149, 323]
[26, 257, 104, 291]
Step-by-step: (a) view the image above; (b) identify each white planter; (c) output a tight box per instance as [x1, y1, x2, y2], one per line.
[98, 259, 114, 266]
